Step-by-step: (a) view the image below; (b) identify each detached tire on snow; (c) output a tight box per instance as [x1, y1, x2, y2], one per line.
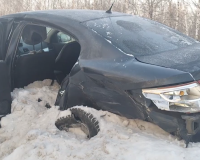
[55, 108, 100, 138]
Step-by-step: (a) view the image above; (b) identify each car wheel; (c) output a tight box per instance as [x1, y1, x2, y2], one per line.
[55, 108, 100, 138]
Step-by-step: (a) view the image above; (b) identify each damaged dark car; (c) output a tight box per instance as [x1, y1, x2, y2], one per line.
[0, 9, 200, 146]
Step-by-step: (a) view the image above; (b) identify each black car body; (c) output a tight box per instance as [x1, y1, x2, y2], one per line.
[0, 9, 200, 144]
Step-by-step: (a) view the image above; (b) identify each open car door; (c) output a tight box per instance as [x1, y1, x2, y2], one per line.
[0, 18, 14, 118]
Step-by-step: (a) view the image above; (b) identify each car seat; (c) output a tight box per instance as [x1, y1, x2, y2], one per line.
[54, 41, 80, 84]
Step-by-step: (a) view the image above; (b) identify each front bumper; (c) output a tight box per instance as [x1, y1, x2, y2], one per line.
[147, 106, 200, 145]
[182, 114, 200, 137]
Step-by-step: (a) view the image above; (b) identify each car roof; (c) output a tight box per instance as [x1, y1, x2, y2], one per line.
[1, 9, 129, 23]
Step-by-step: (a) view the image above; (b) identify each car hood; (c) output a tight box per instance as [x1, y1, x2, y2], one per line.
[136, 43, 200, 80]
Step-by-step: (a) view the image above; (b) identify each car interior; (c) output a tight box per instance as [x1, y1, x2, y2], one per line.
[14, 24, 81, 88]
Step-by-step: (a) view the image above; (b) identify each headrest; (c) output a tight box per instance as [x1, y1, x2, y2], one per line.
[22, 25, 47, 45]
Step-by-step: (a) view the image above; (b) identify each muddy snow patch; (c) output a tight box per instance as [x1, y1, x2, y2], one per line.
[0, 80, 200, 160]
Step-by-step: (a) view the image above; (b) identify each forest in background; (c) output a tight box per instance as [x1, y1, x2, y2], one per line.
[0, 0, 200, 40]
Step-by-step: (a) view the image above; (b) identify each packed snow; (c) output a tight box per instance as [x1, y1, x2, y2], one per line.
[0, 79, 200, 160]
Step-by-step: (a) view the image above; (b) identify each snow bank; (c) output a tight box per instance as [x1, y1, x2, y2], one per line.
[0, 80, 200, 160]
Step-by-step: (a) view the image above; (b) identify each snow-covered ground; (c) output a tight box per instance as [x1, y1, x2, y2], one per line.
[0, 80, 200, 160]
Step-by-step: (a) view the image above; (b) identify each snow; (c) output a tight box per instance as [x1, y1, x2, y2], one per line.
[0, 80, 200, 160]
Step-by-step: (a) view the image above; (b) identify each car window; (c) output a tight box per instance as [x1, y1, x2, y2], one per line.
[46, 27, 51, 34]
[17, 26, 50, 55]
[84, 16, 197, 56]
[56, 32, 74, 43]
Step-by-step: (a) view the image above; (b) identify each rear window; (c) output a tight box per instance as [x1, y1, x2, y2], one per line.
[84, 16, 197, 56]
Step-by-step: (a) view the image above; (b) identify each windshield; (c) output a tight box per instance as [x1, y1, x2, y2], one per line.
[84, 16, 197, 56]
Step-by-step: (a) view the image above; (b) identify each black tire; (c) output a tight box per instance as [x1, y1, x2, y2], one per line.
[55, 115, 79, 131]
[55, 108, 100, 138]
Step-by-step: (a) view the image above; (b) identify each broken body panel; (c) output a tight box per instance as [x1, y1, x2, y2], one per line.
[1, 10, 200, 144]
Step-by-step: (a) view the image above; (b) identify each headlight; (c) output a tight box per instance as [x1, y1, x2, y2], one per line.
[142, 82, 200, 113]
